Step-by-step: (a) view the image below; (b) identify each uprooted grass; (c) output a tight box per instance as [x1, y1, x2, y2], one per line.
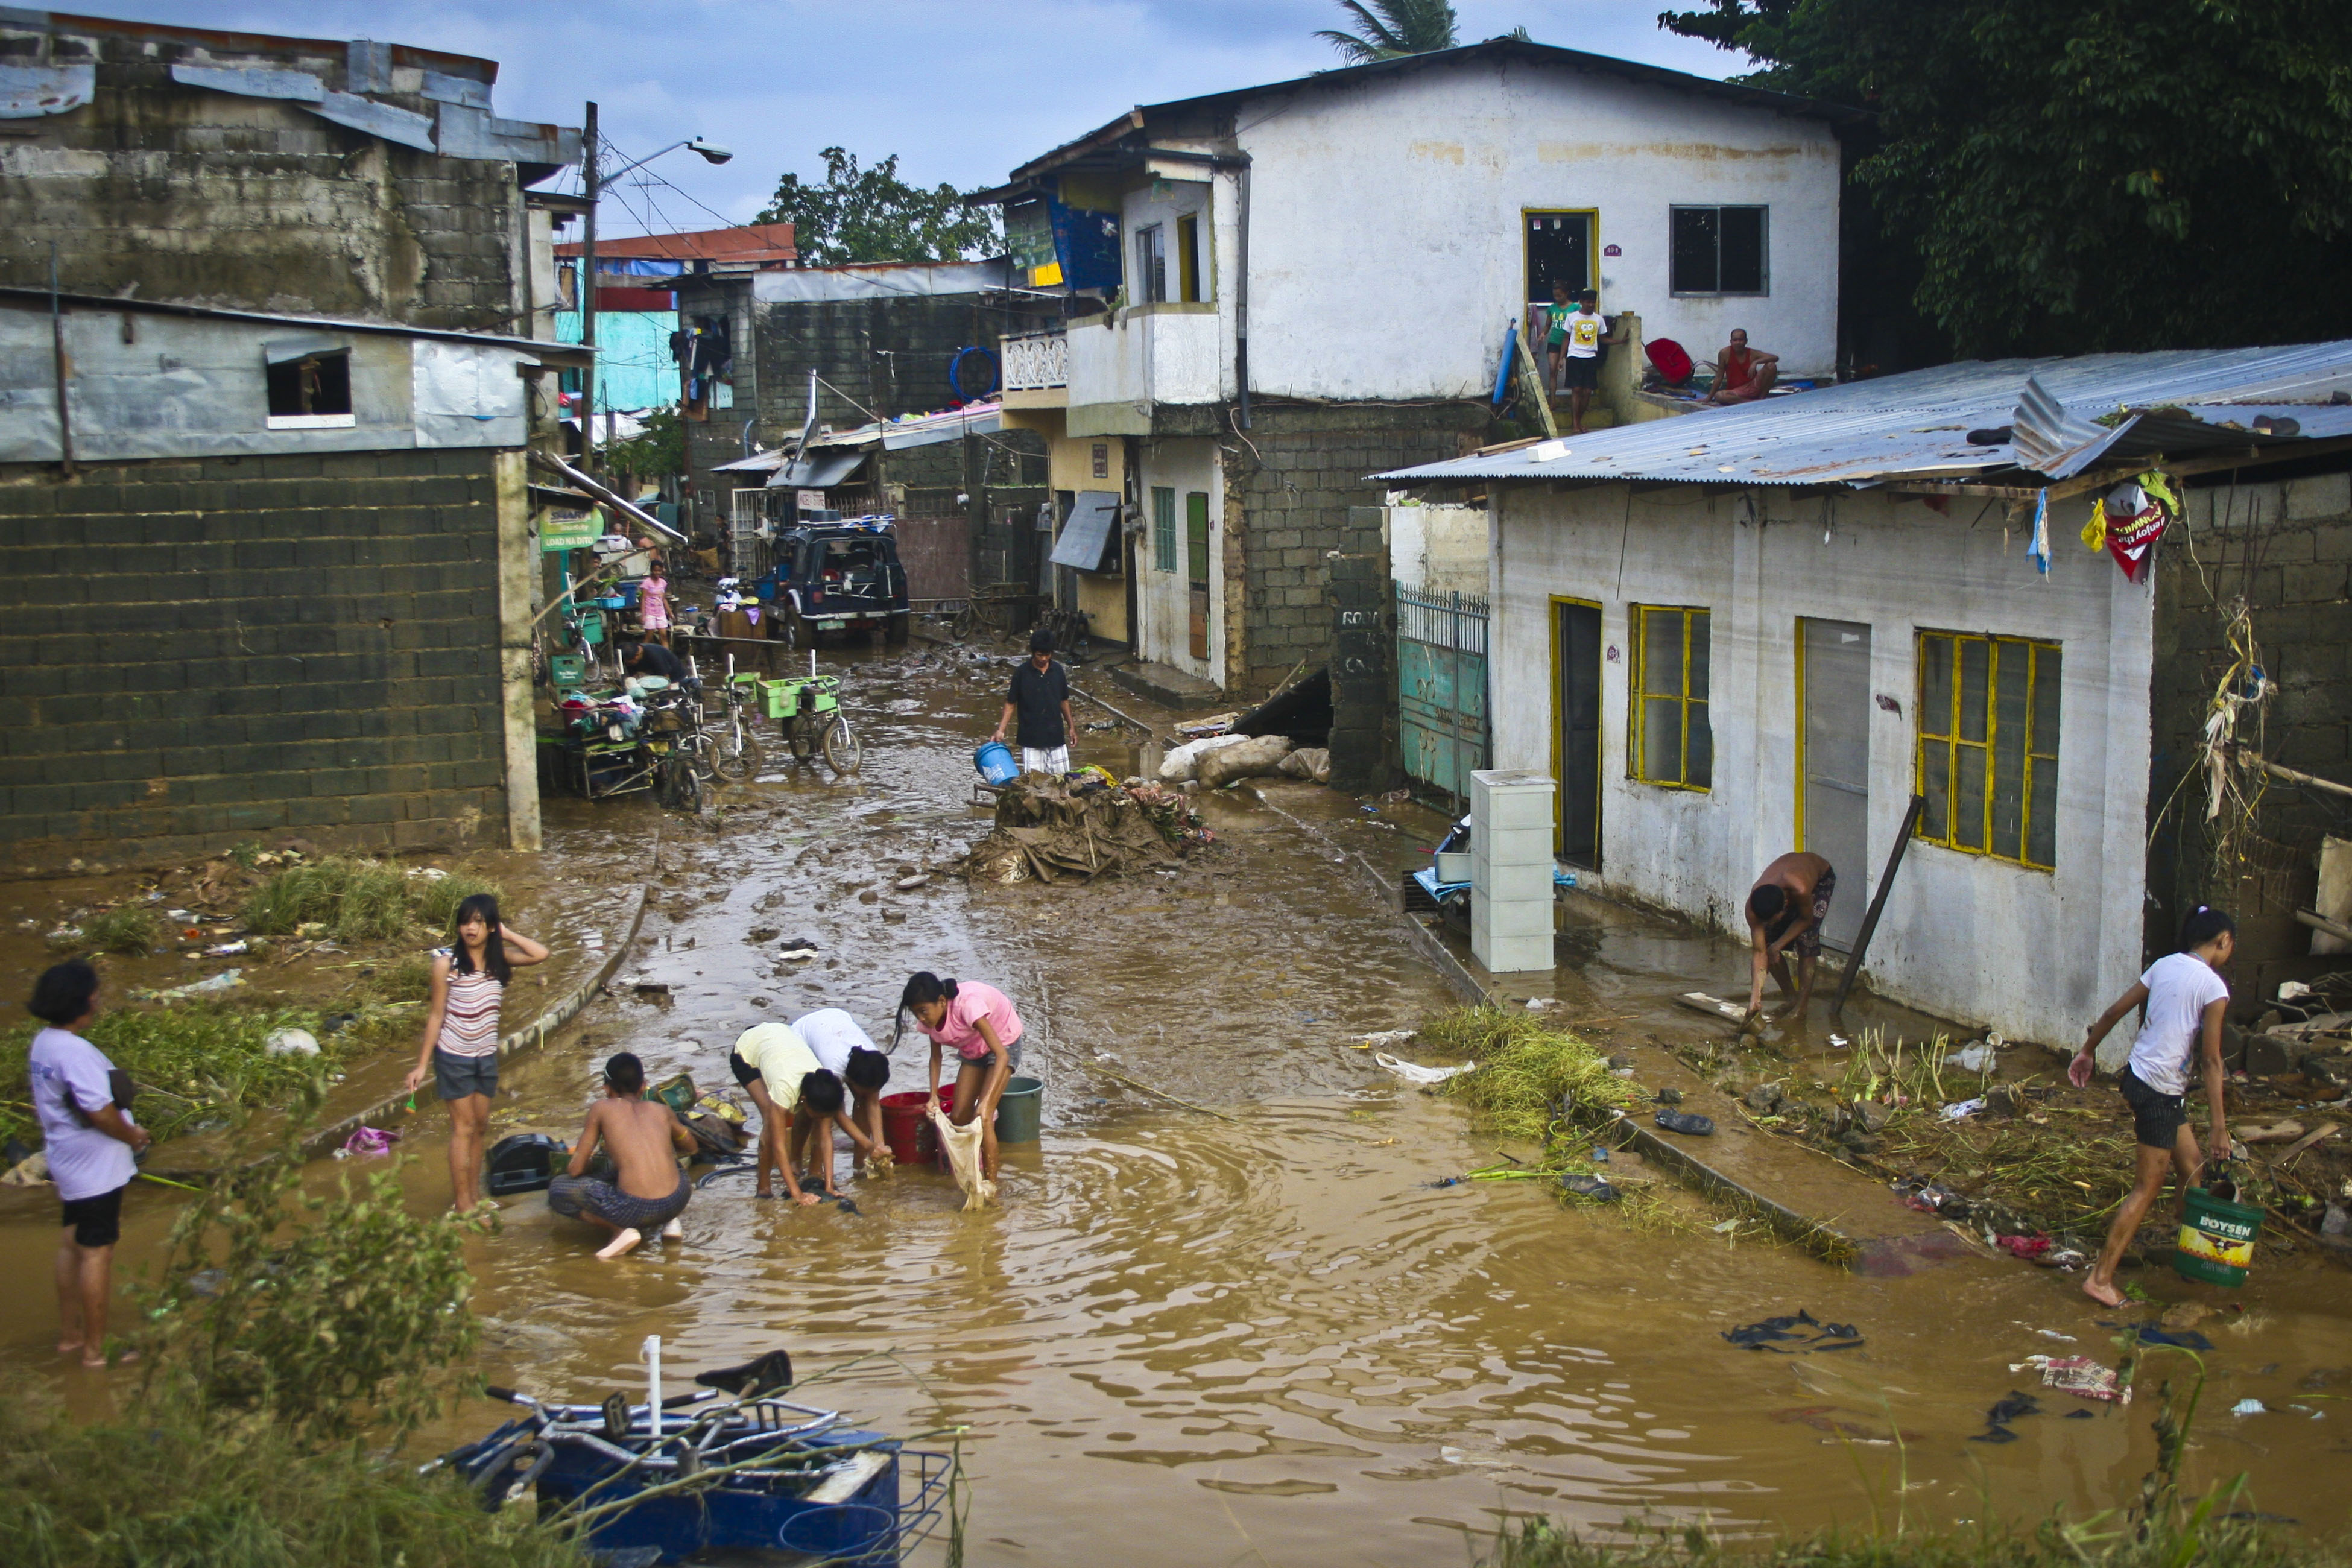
[242, 858, 502, 944]
[1422, 1006, 1648, 1142]
[1482, 1514, 2342, 1568]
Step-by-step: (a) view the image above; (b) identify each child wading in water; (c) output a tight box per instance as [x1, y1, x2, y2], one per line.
[405, 893, 549, 1210]
[2070, 906, 2240, 1308]
[895, 972, 1023, 1181]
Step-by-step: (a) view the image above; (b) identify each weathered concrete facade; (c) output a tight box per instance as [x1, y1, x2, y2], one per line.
[0, 13, 574, 330]
[0, 446, 532, 870]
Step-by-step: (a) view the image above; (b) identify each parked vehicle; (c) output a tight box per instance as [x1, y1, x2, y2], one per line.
[759, 518, 909, 647]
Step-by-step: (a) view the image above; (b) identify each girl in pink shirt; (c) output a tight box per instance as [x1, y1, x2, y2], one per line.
[894, 972, 1023, 1179]
[637, 566, 671, 647]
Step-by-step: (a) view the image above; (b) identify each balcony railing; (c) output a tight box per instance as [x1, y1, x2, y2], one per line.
[1001, 329, 1068, 391]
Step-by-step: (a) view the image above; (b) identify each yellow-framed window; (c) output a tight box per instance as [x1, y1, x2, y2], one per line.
[1915, 631, 2061, 869]
[1630, 604, 1712, 789]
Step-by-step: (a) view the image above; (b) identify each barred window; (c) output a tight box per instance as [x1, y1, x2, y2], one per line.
[1151, 487, 1176, 573]
[1915, 631, 2060, 869]
[1631, 605, 1712, 789]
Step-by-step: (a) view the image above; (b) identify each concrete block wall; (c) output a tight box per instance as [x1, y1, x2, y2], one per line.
[2146, 469, 2352, 1002]
[1218, 402, 1487, 695]
[1327, 506, 1399, 793]
[0, 449, 515, 870]
[0, 45, 528, 331]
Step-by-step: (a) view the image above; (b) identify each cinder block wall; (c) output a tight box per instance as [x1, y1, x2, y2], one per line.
[0, 45, 526, 331]
[0, 449, 513, 871]
[2146, 469, 2352, 1004]
[1208, 402, 1486, 695]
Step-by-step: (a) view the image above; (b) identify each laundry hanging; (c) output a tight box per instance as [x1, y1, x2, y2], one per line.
[2079, 470, 2177, 582]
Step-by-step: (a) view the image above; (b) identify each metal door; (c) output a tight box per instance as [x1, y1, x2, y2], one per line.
[1799, 618, 1871, 952]
[1185, 491, 1210, 662]
[1554, 601, 1602, 868]
[1397, 586, 1489, 810]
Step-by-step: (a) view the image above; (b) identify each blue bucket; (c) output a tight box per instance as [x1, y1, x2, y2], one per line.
[974, 741, 1019, 786]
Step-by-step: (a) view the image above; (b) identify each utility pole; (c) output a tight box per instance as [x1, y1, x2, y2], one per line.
[580, 101, 599, 474]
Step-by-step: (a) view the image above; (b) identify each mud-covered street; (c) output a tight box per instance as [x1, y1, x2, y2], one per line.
[4, 642, 2350, 1565]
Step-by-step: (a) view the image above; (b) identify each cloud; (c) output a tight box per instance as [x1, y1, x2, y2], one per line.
[78, 0, 1742, 237]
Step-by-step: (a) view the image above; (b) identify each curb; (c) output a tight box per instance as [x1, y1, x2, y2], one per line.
[299, 884, 651, 1161]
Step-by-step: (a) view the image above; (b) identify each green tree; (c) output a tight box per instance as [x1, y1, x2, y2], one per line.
[1658, 0, 2352, 357]
[756, 147, 1000, 267]
[607, 403, 684, 480]
[1315, 0, 1459, 63]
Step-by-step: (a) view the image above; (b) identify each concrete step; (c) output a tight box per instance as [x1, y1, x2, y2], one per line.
[1110, 659, 1223, 710]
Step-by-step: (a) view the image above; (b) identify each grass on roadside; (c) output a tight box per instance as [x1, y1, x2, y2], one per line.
[1423, 1005, 1648, 1142]
[1482, 1515, 2339, 1568]
[242, 859, 503, 944]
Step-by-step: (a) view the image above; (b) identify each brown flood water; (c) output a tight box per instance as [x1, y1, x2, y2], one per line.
[3, 642, 2348, 1563]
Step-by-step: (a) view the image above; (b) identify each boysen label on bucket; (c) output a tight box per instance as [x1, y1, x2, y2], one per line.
[2175, 1185, 2262, 1288]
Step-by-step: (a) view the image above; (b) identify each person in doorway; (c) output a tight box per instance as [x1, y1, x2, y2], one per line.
[549, 1052, 695, 1260]
[1558, 290, 1613, 435]
[636, 555, 672, 649]
[2070, 906, 2239, 1309]
[727, 1020, 870, 1203]
[1704, 330, 1780, 405]
[27, 960, 148, 1369]
[795, 1007, 894, 1162]
[1743, 852, 1835, 1023]
[992, 628, 1074, 778]
[1541, 280, 1577, 394]
[403, 894, 549, 1212]
[894, 972, 1023, 1181]
[621, 637, 689, 686]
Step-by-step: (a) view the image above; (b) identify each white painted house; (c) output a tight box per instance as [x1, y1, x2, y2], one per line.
[1380, 343, 2352, 1049]
[987, 38, 1852, 779]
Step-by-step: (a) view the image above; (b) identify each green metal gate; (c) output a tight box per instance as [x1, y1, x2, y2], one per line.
[1397, 584, 1489, 810]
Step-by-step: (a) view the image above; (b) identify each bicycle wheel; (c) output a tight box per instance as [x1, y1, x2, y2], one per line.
[787, 712, 817, 763]
[823, 714, 863, 774]
[710, 715, 757, 782]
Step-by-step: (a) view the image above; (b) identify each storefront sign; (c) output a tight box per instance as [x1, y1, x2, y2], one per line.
[541, 506, 604, 553]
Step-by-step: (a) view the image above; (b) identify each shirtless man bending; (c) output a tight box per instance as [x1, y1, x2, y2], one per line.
[549, 1052, 695, 1259]
[1744, 852, 1836, 1023]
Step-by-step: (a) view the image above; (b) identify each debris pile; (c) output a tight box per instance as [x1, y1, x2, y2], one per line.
[961, 772, 1209, 885]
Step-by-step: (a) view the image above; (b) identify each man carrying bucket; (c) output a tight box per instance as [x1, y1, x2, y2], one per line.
[991, 628, 1074, 778]
[2069, 907, 2242, 1309]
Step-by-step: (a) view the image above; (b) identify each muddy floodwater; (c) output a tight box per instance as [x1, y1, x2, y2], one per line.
[4, 643, 2348, 1564]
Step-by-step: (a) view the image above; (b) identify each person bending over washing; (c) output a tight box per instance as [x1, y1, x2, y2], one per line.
[727, 1020, 846, 1204]
[2070, 906, 2240, 1309]
[405, 894, 549, 1211]
[795, 1007, 894, 1161]
[1744, 852, 1834, 1023]
[549, 1052, 695, 1260]
[786, 1069, 886, 1195]
[896, 972, 1023, 1181]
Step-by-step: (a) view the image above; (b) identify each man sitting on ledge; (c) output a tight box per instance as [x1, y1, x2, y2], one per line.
[549, 1052, 695, 1259]
[1704, 329, 1780, 405]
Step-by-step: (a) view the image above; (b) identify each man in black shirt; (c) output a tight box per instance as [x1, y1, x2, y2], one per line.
[993, 628, 1074, 777]
[621, 639, 689, 686]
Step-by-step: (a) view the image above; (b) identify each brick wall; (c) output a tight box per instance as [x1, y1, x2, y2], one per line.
[2146, 468, 2352, 1002]
[0, 449, 516, 870]
[0, 52, 526, 331]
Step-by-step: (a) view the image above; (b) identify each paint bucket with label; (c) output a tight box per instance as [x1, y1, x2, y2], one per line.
[2175, 1175, 2262, 1288]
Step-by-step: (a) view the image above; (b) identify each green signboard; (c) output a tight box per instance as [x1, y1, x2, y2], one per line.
[541, 505, 604, 553]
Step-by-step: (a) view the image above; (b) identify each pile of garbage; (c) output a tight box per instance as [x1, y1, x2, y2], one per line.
[961, 770, 1210, 885]
[1158, 732, 1330, 788]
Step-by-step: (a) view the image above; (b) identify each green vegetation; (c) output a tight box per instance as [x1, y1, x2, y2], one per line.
[1315, 0, 1458, 63]
[757, 147, 1000, 267]
[0, 1002, 356, 1149]
[76, 907, 162, 956]
[1482, 1517, 2339, 1568]
[242, 858, 502, 944]
[1424, 1005, 1646, 1142]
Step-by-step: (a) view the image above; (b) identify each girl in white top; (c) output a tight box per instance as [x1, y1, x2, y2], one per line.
[2069, 906, 2237, 1308]
[405, 893, 549, 1212]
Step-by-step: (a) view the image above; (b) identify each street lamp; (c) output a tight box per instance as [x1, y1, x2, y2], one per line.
[577, 116, 737, 471]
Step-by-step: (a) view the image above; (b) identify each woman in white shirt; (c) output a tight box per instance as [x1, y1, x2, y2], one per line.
[2069, 906, 2236, 1308]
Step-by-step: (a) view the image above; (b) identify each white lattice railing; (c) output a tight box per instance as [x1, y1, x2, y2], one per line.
[1001, 329, 1069, 391]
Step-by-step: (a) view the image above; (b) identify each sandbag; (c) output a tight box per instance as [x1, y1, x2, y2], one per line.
[1157, 732, 1252, 783]
[1197, 733, 1293, 789]
[1277, 747, 1331, 784]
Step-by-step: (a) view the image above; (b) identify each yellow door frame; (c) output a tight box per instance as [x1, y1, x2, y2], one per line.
[1550, 595, 1602, 859]
[1522, 207, 1601, 303]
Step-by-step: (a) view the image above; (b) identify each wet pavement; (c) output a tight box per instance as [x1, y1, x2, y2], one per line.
[3, 637, 2350, 1563]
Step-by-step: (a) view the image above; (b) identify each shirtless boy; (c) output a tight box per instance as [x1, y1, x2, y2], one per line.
[549, 1052, 695, 1259]
[1744, 852, 1836, 1023]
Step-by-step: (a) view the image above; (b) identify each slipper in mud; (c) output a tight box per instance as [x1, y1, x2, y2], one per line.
[1655, 1110, 1715, 1136]
[1558, 1173, 1620, 1203]
[777, 937, 820, 961]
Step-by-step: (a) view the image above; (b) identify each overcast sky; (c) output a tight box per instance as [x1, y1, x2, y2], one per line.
[106, 1, 1743, 238]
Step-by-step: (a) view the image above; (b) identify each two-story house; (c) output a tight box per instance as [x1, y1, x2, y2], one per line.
[984, 36, 1851, 765]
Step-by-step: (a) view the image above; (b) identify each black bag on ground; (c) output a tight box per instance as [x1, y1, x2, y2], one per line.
[484, 1133, 568, 1197]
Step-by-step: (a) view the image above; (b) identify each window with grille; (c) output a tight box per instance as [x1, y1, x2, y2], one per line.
[1134, 224, 1167, 304]
[1151, 486, 1177, 572]
[1669, 206, 1767, 296]
[1915, 631, 2061, 869]
[1630, 605, 1712, 789]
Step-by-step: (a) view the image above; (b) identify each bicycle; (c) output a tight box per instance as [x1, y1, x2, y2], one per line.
[773, 674, 862, 774]
[701, 672, 765, 783]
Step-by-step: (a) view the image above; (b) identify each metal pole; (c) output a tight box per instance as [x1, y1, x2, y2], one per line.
[48, 242, 73, 476]
[579, 101, 599, 475]
[1830, 794, 1927, 1022]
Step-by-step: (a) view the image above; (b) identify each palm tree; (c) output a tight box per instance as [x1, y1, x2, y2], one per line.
[1314, 0, 1460, 64]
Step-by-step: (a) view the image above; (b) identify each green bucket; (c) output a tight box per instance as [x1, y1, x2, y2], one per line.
[993, 1076, 1043, 1144]
[2176, 1183, 2262, 1288]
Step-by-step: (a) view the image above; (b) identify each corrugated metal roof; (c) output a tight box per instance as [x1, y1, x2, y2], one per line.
[1375, 340, 2352, 490]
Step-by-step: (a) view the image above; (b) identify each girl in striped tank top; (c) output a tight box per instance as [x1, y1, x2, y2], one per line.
[405, 893, 548, 1211]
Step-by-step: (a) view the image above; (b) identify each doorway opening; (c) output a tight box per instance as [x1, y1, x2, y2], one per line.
[1552, 598, 1603, 868]
[1525, 210, 1596, 309]
[1797, 618, 1872, 951]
